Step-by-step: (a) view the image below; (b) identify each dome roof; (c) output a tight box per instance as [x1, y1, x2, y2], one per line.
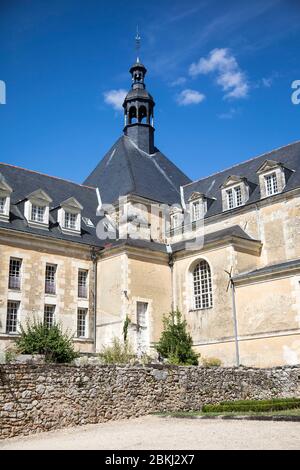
[123, 88, 154, 105]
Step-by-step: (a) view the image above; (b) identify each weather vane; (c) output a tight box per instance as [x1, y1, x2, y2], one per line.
[135, 25, 141, 62]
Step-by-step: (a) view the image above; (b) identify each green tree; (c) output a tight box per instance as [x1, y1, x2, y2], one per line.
[16, 319, 78, 363]
[155, 309, 199, 365]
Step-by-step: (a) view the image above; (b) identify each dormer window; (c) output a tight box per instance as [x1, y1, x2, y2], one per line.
[265, 172, 279, 196]
[188, 192, 208, 223]
[256, 160, 291, 199]
[221, 176, 249, 211]
[24, 189, 52, 229]
[58, 197, 83, 235]
[0, 173, 12, 222]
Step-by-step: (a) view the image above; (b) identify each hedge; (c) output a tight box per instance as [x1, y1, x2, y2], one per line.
[202, 398, 300, 413]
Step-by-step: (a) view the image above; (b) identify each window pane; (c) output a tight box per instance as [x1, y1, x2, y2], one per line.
[31, 205, 45, 223]
[64, 212, 77, 230]
[265, 173, 278, 196]
[77, 309, 87, 338]
[193, 260, 213, 310]
[44, 305, 55, 328]
[45, 264, 56, 294]
[9, 258, 22, 290]
[0, 197, 6, 214]
[235, 186, 243, 207]
[192, 201, 201, 221]
[6, 301, 19, 333]
[78, 270, 88, 298]
[227, 189, 234, 209]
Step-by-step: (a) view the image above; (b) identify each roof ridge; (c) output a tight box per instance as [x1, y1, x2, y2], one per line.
[182, 140, 300, 189]
[0, 162, 97, 190]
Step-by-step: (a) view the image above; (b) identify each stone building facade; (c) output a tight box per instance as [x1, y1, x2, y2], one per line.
[0, 55, 300, 367]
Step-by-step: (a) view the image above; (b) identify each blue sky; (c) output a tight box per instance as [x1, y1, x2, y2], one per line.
[0, 0, 300, 184]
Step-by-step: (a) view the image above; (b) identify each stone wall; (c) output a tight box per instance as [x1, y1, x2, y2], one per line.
[0, 364, 299, 439]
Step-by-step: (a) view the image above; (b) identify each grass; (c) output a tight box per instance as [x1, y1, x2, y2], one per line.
[155, 408, 300, 418]
[154, 398, 300, 419]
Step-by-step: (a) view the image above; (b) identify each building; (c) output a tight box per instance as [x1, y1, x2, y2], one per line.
[0, 53, 300, 367]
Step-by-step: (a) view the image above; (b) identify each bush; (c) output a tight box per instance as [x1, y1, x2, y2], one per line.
[16, 319, 78, 363]
[202, 398, 300, 413]
[155, 309, 199, 366]
[99, 337, 134, 364]
[202, 357, 222, 367]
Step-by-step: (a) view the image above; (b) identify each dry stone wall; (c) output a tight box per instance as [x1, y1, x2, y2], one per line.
[0, 364, 299, 439]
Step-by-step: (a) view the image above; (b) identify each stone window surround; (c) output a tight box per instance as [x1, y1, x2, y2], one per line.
[24, 189, 52, 230]
[57, 197, 83, 235]
[0, 177, 12, 222]
[221, 177, 249, 212]
[187, 258, 214, 312]
[188, 193, 208, 223]
[257, 160, 287, 200]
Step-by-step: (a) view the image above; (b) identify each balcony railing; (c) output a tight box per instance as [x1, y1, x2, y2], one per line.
[45, 281, 56, 295]
[78, 285, 87, 299]
[8, 276, 21, 290]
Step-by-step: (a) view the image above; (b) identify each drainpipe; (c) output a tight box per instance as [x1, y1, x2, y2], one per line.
[167, 245, 175, 311]
[91, 247, 100, 353]
[225, 269, 240, 367]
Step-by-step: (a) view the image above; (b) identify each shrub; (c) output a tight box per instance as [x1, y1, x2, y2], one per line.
[202, 357, 222, 367]
[202, 398, 300, 413]
[155, 309, 199, 366]
[16, 319, 78, 363]
[99, 337, 134, 364]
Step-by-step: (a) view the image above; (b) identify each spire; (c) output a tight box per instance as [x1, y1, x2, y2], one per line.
[122, 33, 156, 154]
[135, 26, 141, 63]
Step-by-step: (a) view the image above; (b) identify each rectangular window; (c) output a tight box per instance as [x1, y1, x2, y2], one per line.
[78, 270, 88, 298]
[6, 301, 19, 334]
[227, 186, 243, 209]
[45, 264, 56, 294]
[64, 212, 77, 230]
[44, 304, 55, 328]
[8, 258, 22, 290]
[77, 308, 87, 338]
[265, 173, 278, 196]
[192, 201, 201, 221]
[31, 204, 45, 223]
[0, 196, 6, 214]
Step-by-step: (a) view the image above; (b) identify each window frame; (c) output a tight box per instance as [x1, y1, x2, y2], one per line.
[77, 308, 88, 338]
[78, 269, 88, 299]
[44, 304, 55, 328]
[264, 171, 279, 197]
[226, 184, 243, 210]
[45, 263, 57, 295]
[192, 260, 213, 310]
[8, 257, 22, 290]
[31, 204, 46, 223]
[6, 300, 20, 334]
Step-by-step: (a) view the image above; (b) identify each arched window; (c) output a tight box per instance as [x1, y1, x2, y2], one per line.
[193, 260, 213, 309]
[128, 106, 138, 124]
[138, 105, 147, 123]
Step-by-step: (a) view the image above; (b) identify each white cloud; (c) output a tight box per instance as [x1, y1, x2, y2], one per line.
[170, 77, 187, 87]
[176, 89, 206, 106]
[103, 89, 127, 111]
[189, 48, 249, 100]
[218, 108, 239, 119]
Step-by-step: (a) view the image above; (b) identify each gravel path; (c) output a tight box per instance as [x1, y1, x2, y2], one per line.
[0, 416, 299, 450]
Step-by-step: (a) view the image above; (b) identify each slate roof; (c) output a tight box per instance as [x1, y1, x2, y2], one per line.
[183, 140, 300, 218]
[233, 258, 300, 281]
[102, 225, 257, 255]
[0, 163, 101, 246]
[83, 135, 191, 205]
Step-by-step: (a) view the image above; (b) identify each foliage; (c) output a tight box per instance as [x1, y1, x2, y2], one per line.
[202, 357, 222, 367]
[4, 346, 18, 363]
[99, 337, 134, 364]
[16, 319, 78, 363]
[155, 309, 199, 366]
[123, 315, 131, 343]
[202, 398, 300, 413]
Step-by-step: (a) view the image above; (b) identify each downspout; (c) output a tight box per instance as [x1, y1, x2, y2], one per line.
[91, 247, 100, 353]
[226, 269, 240, 367]
[167, 245, 175, 311]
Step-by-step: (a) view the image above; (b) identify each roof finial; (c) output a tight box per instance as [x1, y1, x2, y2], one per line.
[135, 25, 141, 63]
